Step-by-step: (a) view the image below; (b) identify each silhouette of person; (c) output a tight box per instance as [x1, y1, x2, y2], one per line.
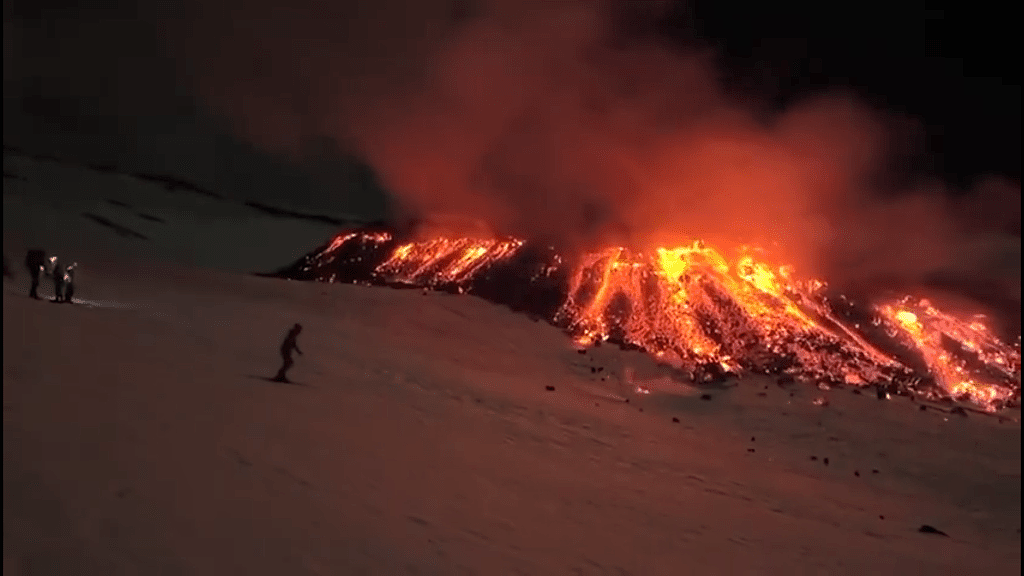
[63, 263, 77, 304]
[272, 323, 304, 383]
[49, 256, 64, 302]
[25, 249, 46, 299]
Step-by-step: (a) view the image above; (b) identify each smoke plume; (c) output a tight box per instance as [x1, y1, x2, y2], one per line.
[163, 0, 1019, 329]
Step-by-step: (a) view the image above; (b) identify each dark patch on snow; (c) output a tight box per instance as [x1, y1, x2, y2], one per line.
[81, 213, 149, 240]
[135, 212, 166, 224]
[105, 198, 132, 208]
[129, 172, 224, 199]
[918, 524, 949, 537]
[243, 200, 350, 225]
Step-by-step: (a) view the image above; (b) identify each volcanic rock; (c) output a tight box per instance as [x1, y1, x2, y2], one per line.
[918, 525, 950, 537]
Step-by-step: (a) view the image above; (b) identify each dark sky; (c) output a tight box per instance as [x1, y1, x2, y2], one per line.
[3, 0, 1020, 203]
[660, 2, 1020, 187]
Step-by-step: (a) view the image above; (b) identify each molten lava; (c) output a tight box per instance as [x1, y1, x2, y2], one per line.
[278, 228, 1021, 411]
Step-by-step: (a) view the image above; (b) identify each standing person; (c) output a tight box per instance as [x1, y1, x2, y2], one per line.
[271, 323, 304, 383]
[49, 256, 64, 302]
[62, 263, 78, 304]
[25, 249, 46, 299]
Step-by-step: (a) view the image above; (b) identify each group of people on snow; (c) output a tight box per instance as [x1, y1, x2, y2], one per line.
[20, 248, 305, 384]
[24, 249, 77, 303]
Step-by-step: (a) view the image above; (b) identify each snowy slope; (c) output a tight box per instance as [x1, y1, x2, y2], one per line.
[3, 153, 363, 273]
[3, 156, 1021, 575]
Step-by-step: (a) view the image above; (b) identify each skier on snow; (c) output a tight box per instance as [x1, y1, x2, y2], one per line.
[272, 323, 304, 383]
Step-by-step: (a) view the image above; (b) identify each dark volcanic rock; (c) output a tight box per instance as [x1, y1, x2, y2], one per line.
[918, 524, 949, 537]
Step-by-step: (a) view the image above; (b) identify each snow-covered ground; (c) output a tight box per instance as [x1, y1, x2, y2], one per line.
[4, 155, 1021, 574]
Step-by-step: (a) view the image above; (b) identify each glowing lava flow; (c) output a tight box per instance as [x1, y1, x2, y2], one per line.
[280, 230, 1021, 411]
[876, 299, 1020, 407]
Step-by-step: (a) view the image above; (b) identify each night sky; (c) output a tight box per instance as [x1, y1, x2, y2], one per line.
[3, 0, 1020, 207]
[660, 2, 1020, 187]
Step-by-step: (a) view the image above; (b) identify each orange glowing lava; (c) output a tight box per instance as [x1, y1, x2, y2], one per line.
[299, 232, 1021, 410]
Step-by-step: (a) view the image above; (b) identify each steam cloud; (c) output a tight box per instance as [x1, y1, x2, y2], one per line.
[165, 0, 1019, 329]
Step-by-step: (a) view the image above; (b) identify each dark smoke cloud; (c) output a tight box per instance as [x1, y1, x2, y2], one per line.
[159, 0, 1019, 326]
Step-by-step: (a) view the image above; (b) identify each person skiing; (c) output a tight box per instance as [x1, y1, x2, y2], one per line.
[48, 256, 64, 302]
[25, 249, 46, 299]
[62, 263, 78, 304]
[271, 323, 304, 383]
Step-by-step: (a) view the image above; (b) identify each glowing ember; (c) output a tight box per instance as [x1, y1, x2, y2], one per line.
[279, 228, 1021, 411]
